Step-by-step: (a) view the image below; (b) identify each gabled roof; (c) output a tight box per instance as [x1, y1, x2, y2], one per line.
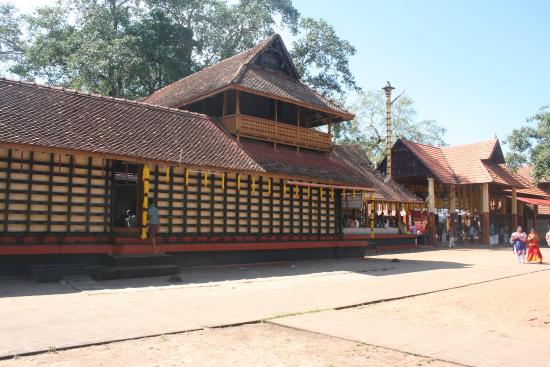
[333, 145, 422, 203]
[440, 140, 497, 184]
[0, 78, 366, 187]
[141, 34, 353, 120]
[392, 139, 529, 187]
[399, 140, 456, 184]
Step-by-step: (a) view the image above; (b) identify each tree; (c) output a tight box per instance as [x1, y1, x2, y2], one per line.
[147, 0, 300, 67]
[291, 17, 359, 99]
[505, 106, 550, 183]
[335, 90, 447, 164]
[0, 3, 24, 63]
[4, 0, 356, 101]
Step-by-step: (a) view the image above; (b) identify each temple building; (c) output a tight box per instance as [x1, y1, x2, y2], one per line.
[379, 139, 550, 244]
[0, 34, 421, 274]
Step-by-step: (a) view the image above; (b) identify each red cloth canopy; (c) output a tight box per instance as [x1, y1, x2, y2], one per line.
[514, 196, 550, 205]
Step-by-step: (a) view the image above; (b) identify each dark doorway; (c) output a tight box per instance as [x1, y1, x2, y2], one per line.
[111, 161, 141, 229]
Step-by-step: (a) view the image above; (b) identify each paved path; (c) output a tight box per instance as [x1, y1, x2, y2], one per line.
[0, 247, 548, 360]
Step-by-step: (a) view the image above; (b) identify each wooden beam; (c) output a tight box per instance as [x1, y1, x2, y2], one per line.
[222, 91, 228, 117]
[174, 84, 355, 121]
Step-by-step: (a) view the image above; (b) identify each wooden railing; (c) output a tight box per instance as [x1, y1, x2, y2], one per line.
[220, 114, 332, 151]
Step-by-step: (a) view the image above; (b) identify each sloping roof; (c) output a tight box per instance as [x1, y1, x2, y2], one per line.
[394, 139, 528, 187]
[399, 140, 457, 184]
[333, 145, 423, 203]
[0, 78, 370, 188]
[517, 165, 550, 184]
[441, 140, 496, 184]
[141, 34, 352, 119]
[510, 165, 550, 215]
[0, 78, 260, 172]
[482, 161, 527, 188]
[238, 139, 367, 185]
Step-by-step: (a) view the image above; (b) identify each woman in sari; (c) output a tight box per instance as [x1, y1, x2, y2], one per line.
[511, 226, 527, 263]
[526, 228, 543, 264]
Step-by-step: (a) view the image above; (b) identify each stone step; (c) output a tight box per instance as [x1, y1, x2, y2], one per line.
[91, 264, 180, 281]
[106, 254, 175, 267]
[27, 264, 104, 283]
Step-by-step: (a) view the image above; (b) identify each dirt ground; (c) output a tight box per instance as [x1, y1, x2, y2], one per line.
[272, 266, 550, 367]
[1, 247, 549, 366]
[2, 323, 459, 367]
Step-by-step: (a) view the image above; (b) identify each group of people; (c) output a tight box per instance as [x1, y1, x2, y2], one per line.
[510, 226, 547, 264]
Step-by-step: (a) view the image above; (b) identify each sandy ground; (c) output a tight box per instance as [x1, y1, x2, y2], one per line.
[273, 265, 550, 367]
[1, 246, 549, 366]
[1, 323, 459, 367]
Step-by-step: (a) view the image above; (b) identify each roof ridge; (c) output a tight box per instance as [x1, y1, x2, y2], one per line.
[0, 77, 212, 120]
[231, 34, 281, 84]
[440, 138, 498, 151]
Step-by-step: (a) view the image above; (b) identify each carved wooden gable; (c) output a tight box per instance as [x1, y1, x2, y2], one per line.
[253, 37, 298, 79]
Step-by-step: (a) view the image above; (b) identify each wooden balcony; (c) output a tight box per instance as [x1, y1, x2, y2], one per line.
[220, 114, 332, 151]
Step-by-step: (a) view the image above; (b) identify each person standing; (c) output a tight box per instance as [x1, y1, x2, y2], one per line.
[526, 228, 543, 264]
[510, 226, 527, 263]
[147, 201, 160, 254]
[546, 227, 550, 247]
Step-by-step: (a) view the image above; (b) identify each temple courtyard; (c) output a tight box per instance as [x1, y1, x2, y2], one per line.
[1, 247, 549, 367]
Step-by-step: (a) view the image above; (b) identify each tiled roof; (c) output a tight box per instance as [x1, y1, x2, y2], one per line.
[441, 140, 497, 184]
[333, 145, 423, 203]
[0, 78, 369, 188]
[397, 139, 529, 187]
[142, 34, 352, 119]
[239, 139, 367, 185]
[509, 165, 550, 211]
[0, 78, 261, 172]
[517, 165, 550, 184]
[400, 140, 457, 184]
[482, 161, 528, 188]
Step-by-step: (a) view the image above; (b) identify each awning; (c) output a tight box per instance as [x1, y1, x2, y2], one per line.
[513, 196, 550, 206]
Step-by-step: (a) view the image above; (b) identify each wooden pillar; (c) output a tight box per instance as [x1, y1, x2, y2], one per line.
[296, 106, 301, 153]
[427, 177, 436, 245]
[511, 188, 518, 229]
[222, 91, 228, 117]
[274, 100, 278, 122]
[481, 183, 490, 244]
[235, 91, 241, 142]
[533, 204, 538, 230]
[449, 185, 456, 232]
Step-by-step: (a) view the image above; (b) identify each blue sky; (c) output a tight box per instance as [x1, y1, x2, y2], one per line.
[15, 0, 550, 147]
[292, 0, 550, 147]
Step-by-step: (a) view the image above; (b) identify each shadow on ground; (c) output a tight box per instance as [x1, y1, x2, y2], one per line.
[0, 255, 472, 298]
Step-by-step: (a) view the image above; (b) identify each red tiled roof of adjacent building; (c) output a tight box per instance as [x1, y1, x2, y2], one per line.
[399, 140, 457, 184]
[141, 34, 352, 119]
[0, 78, 368, 187]
[396, 139, 529, 188]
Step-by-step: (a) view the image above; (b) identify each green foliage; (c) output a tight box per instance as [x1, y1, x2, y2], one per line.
[2, 0, 355, 101]
[11, 0, 194, 97]
[148, 0, 300, 66]
[291, 17, 359, 99]
[505, 106, 550, 183]
[0, 3, 24, 63]
[336, 90, 447, 164]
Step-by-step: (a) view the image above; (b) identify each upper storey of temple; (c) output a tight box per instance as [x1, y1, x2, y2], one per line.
[141, 35, 353, 152]
[142, 34, 353, 124]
